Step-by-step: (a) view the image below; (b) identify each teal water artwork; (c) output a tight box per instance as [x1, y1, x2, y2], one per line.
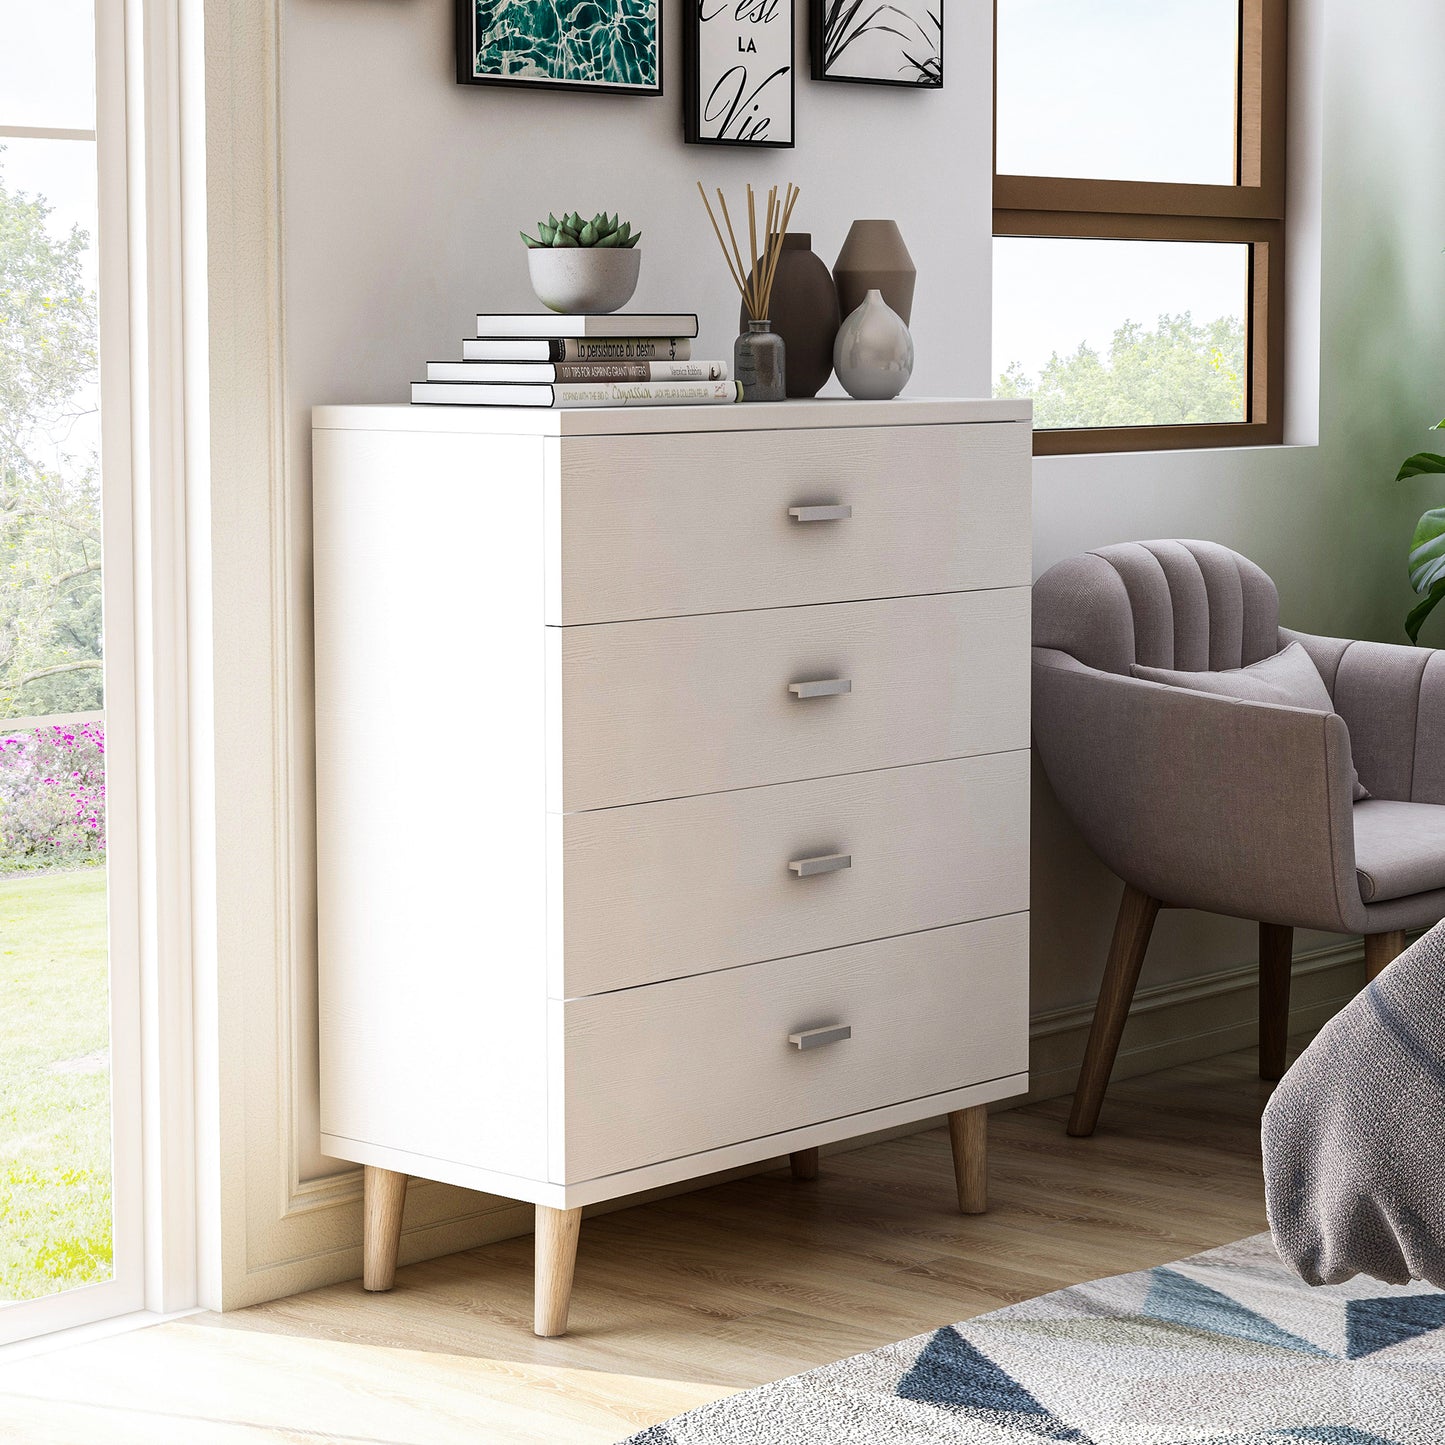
[468, 0, 659, 91]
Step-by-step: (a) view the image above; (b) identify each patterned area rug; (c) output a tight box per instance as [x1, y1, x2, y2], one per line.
[621, 1234, 1445, 1444]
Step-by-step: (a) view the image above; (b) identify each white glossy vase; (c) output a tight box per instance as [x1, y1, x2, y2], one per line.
[833, 289, 914, 400]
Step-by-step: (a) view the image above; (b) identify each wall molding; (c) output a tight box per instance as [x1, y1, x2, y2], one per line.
[1026, 936, 1364, 1104]
[200, 0, 544, 1310]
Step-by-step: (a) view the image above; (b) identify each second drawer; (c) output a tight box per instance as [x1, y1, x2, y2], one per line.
[550, 751, 1029, 997]
[550, 587, 1030, 812]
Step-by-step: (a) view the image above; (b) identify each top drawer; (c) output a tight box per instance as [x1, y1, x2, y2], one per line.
[545, 422, 1031, 624]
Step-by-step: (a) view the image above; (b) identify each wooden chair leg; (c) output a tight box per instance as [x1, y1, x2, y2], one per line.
[1365, 930, 1407, 983]
[534, 1205, 583, 1337]
[362, 1166, 408, 1291]
[1258, 922, 1294, 1082]
[789, 1147, 820, 1181]
[1067, 884, 1161, 1138]
[947, 1105, 988, 1214]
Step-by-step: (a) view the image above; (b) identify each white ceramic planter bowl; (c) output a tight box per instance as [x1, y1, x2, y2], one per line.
[527, 247, 642, 314]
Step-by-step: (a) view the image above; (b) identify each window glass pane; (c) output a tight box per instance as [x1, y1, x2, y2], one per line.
[0, 0, 96, 131]
[996, 0, 1239, 185]
[993, 237, 1249, 429]
[0, 134, 110, 1303]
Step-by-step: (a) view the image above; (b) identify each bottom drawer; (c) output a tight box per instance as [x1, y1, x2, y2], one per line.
[551, 913, 1028, 1184]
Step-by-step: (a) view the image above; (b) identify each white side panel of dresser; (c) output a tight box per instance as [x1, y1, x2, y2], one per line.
[314, 426, 551, 1180]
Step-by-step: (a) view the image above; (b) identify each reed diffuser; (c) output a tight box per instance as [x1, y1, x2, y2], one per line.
[697, 181, 801, 402]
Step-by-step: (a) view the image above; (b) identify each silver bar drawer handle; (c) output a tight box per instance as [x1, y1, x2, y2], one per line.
[789, 504, 852, 522]
[788, 677, 852, 700]
[788, 852, 852, 878]
[789, 1024, 852, 1051]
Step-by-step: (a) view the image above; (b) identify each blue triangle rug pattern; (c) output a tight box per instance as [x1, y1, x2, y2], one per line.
[620, 1235, 1445, 1443]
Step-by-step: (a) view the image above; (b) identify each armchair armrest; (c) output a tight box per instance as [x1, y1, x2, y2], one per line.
[1284, 628, 1445, 803]
[1033, 648, 1365, 933]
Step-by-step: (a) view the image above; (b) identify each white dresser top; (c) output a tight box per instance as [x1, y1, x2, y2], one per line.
[312, 396, 1032, 438]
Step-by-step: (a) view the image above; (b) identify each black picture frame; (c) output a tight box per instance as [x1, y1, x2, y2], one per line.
[454, 0, 664, 96]
[683, 0, 796, 147]
[809, 0, 942, 87]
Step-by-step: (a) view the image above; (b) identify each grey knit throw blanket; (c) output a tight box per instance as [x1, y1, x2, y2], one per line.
[1263, 919, 1445, 1288]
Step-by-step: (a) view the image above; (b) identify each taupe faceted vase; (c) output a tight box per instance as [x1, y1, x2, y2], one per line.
[739, 233, 841, 398]
[833, 219, 916, 326]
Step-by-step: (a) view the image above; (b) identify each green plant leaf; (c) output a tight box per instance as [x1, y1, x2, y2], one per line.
[596, 229, 621, 247]
[1408, 579, 1445, 644]
[547, 213, 559, 231]
[1399, 452, 1445, 481]
[538, 222, 556, 244]
[1409, 506, 1445, 597]
[624, 230, 641, 248]
[552, 231, 579, 247]
[520, 231, 542, 248]
[579, 221, 598, 245]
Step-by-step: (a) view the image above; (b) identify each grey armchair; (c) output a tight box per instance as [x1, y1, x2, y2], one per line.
[1033, 539, 1445, 1137]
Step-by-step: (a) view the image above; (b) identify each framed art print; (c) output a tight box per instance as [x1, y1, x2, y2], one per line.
[683, 0, 795, 147]
[455, 0, 662, 94]
[811, 0, 941, 86]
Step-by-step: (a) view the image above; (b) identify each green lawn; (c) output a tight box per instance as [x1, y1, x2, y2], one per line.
[0, 868, 113, 1302]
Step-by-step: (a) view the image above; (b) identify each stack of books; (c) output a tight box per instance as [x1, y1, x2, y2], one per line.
[411, 312, 741, 409]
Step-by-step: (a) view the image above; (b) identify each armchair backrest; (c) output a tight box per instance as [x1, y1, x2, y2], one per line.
[1033, 539, 1280, 675]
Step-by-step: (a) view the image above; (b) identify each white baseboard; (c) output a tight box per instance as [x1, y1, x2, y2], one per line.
[1025, 936, 1364, 1104]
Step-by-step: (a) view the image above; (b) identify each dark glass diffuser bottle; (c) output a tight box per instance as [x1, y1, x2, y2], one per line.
[734, 319, 786, 402]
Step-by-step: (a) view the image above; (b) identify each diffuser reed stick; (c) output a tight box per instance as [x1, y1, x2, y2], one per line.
[696, 181, 801, 320]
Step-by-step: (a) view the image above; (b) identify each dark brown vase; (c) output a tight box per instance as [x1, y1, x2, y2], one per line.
[739, 233, 841, 399]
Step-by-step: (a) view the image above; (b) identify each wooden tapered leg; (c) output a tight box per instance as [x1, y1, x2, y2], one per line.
[362, 1166, 408, 1291]
[790, 1147, 820, 1181]
[534, 1205, 583, 1338]
[1365, 930, 1407, 983]
[1067, 884, 1162, 1138]
[947, 1105, 988, 1214]
[1258, 922, 1294, 1083]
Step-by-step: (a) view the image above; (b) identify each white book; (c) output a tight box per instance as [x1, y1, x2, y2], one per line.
[410, 379, 742, 409]
[425, 359, 729, 383]
[473, 313, 698, 339]
[461, 337, 694, 362]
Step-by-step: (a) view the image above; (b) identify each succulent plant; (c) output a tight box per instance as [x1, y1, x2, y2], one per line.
[521, 211, 641, 250]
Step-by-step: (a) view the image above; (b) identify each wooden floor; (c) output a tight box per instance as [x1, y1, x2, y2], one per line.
[0, 1051, 1275, 1444]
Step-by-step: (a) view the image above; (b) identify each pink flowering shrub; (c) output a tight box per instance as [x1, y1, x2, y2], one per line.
[0, 721, 106, 871]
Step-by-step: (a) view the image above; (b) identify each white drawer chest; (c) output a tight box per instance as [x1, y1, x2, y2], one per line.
[312, 396, 1033, 1336]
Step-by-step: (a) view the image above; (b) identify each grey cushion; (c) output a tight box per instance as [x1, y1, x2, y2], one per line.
[1354, 799, 1445, 902]
[1131, 642, 1369, 800]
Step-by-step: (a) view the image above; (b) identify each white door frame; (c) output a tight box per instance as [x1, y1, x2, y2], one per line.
[0, 0, 205, 1346]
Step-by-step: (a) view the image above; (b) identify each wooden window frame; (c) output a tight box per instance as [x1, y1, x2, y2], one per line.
[993, 0, 1288, 455]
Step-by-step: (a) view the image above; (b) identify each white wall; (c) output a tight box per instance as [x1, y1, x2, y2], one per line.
[274, 0, 1445, 1190]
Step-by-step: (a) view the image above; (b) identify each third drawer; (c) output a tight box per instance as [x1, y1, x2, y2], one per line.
[549, 750, 1029, 997]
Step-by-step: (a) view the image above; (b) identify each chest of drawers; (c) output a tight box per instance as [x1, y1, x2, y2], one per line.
[312, 397, 1032, 1336]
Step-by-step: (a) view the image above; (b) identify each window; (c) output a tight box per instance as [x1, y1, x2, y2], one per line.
[1, 0, 147, 1343]
[993, 0, 1287, 454]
